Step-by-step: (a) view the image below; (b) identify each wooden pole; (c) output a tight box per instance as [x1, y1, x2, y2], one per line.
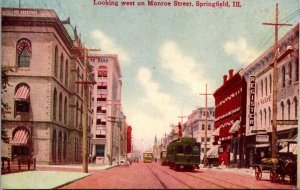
[82, 48, 88, 173]
[199, 84, 213, 167]
[263, 1, 292, 159]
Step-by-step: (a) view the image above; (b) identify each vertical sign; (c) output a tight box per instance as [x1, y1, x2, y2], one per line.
[249, 76, 255, 127]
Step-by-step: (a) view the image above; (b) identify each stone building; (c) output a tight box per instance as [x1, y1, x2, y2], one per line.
[185, 107, 215, 160]
[1, 8, 94, 164]
[240, 24, 299, 167]
[89, 54, 124, 164]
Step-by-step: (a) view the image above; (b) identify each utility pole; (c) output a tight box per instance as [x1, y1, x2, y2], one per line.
[199, 84, 213, 167]
[73, 47, 100, 173]
[262, 0, 292, 159]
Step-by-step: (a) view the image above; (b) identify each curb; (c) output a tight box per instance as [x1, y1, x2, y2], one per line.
[54, 173, 92, 189]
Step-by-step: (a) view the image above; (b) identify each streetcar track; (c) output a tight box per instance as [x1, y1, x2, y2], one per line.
[154, 165, 227, 189]
[146, 164, 168, 189]
[183, 170, 248, 189]
[146, 164, 193, 189]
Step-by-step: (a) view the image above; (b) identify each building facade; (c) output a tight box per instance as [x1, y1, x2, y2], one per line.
[2, 8, 93, 164]
[89, 54, 123, 164]
[213, 69, 247, 167]
[185, 107, 215, 160]
[240, 24, 299, 167]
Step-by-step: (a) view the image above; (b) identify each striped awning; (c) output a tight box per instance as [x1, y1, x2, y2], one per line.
[14, 85, 30, 101]
[11, 129, 29, 146]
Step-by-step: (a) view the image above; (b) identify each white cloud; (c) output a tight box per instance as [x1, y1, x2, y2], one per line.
[91, 30, 131, 66]
[125, 67, 186, 153]
[160, 41, 215, 94]
[224, 37, 259, 65]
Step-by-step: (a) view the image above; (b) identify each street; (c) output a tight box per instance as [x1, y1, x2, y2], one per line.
[60, 162, 296, 189]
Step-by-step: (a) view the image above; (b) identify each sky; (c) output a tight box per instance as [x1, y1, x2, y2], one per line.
[2, 0, 299, 153]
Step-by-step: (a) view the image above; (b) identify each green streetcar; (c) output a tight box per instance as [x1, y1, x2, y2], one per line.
[167, 137, 201, 171]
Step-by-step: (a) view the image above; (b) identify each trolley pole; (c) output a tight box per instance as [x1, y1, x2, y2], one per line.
[73, 47, 100, 173]
[199, 84, 213, 167]
[262, 0, 292, 159]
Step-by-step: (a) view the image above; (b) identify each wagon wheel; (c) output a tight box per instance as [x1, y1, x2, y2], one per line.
[255, 166, 262, 181]
[270, 169, 278, 183]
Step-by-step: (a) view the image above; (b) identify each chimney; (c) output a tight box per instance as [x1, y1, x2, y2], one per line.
[229, 69, 234, 79]
[223, 75, 228, 84]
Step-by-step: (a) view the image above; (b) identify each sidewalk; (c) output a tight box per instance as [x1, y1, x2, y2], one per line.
[2, 164, 116, 189]
[200, 164, 255, 177]
[1, 171, 90, 189]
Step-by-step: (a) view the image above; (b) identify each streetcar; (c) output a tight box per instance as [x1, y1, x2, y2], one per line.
[160, 150, 168, 166]
[143, 151, 153, 163]
[167, 137, 201, 171]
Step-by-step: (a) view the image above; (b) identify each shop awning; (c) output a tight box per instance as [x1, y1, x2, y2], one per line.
[11, 129, 29, 146]
[14, 85, 30, 101]
[207, 145, 219, 158]
[212, 127, 220, 136]
[229, 120, 240, 134]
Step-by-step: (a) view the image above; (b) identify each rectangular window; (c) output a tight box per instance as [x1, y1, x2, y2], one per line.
[96, 119, 101, 125]
[95, 144, 105, 156]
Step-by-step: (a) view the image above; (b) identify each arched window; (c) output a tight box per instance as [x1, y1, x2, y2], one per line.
[52, 129, 57, 163]
[202, 124, 205, 130]
[65, 60, 68, 87]
[16, 39, 31, 67]
[58, 131, 62, 161]
[265, 77, 268, 95]
[76, 68, 79, 93]
[60, 53, 64, 82]
[11, 127, 30, 156]
[59, 93, 62, 122]
[288, 62, 292, 85]
[208, 124, 211, 130]
[260, 110, 262, 127]
[76, 101, 79, 127]
[14, 83, 30, 113]
[295, 58, 299, 81]
[81, 73, 84, 97]
[63, 132, 67, 160]
[53, 88, 57, 120]
[261, 80, 263, 97]
[287, 99, 291, 120]
[269, 75, 272, 94]
[281, 101, 284, 120]
[54, 46, 58, 77]
[264, 109, 267, 126]
[268, 107, 271, 125]
[282, 66, 286, 88]
[294, 97, 298, 119]
[64, 97, 68, 124]
[98, 66, 108, 77]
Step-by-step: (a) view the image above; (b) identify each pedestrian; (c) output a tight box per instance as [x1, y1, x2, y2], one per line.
[155, 158, 157, 163]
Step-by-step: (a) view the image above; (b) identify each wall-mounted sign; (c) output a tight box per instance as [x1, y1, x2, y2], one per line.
[249, 76, 255, 127]
[271, 120, 298, 125]
[256, 134, 269, 143]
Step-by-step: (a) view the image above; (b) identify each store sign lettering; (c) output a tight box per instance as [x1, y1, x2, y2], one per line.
[249, 76, 255, 127]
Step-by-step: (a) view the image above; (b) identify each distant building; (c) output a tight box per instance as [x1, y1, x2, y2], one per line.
[213, 69, 247, 167]
[2, 8, 93, 164]
[184, 107, 215, 160]
[240, 24, 298, 167]
[89, 54, 123, 164]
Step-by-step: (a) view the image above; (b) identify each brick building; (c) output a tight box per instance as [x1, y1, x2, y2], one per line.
[213, 69, 247, 167]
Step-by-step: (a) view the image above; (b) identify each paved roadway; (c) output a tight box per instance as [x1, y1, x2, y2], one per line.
[60, 162, 296, 189]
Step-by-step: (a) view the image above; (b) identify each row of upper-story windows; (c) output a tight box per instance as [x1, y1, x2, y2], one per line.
[254, 96, 298, 127]
[54, 46, 69, 87]
[256, 58, 299, 98]
[53, 88, 68, 125]
[15, 39, 70, 88]
[90, 58, 108, 63]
